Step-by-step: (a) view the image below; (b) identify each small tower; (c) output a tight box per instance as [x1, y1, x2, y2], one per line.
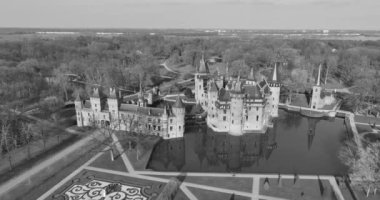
[107, 88, 119, 127]
[74, 93, 83, 110]
[311, 64, 322, 110]
[268, 63, 282, 117]
[194, 53, 210, 107]
[90, 88, 101, 112]
[170, 95, 185, 138]
[160, 105, 169, 137]
[74, 94, 83, 127]
[138, 82, 146, 107]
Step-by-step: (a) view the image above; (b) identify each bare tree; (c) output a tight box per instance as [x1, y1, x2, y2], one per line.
[156, 178, 181, 200]
[21, 122, 33, 159]
[339, 141, 380, 197]
[1, 120, 15, 170]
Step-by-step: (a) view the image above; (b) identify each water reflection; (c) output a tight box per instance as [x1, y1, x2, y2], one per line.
[148, 111, 348, 175]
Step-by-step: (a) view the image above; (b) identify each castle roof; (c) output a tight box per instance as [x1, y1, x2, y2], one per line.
[190, 103, 204, 115]
[209, 81, 218, 92]
[173, 95, 185, 108]
[245, 85, 263, 99]
[119, 104, 166, 116]
[218, 88, 231, 101]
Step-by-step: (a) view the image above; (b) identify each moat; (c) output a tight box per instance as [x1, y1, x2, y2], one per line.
[148, 110, 349, 175]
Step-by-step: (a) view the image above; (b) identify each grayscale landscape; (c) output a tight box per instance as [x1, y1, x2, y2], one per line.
[0, 1, 379, 200]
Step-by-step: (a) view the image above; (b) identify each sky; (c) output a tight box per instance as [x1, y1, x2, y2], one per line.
[0, 0, 379, 30]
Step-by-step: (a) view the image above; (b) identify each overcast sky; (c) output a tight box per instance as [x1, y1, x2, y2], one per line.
[0, 0, 379, 30]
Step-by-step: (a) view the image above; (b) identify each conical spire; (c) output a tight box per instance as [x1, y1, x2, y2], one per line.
[173, 95, 184, 108]
[272, 63, 278, 82]
[75, 93, 81, 101]
[199, 53, 209, 74]
[248, 67, 255, 80]
[317, 64, 322, 86]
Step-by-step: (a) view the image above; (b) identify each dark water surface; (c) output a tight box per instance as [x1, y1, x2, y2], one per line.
[147, 111, 349, 175]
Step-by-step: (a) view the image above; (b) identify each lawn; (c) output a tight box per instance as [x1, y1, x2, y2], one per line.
[88, 149, 129, 172]
[116, 133, 161, 170]
[188, 187, 250, 200]
[147, 175, 253, 193]
[259, 178, 338, 200]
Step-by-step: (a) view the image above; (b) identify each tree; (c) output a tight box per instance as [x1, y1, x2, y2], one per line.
[53, 63, 71, 101]
[156, 178, 181, 200]
[1, 119, 15, 170]
[21, 122, 33, 159]
[339, 142, 380, 197]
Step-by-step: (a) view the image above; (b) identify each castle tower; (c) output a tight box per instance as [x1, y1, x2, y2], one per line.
[268, 63, 282, 117]
[311, 64, 322, 110]
[207, 80, 219, 126]
[138, 82, 146, 107]
[74, 94, 83, 127]
[161, 105, 169, 136]
[194, 53, 210, 108]
[107, 88, 119, 128]
[90, 88, 101, 113]
[170, 95, 185, 138]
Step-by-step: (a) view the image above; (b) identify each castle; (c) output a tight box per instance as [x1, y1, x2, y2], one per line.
[75, 55, 283, 139]
[194, 56, 282, 135]
[75, 86, 185, 139]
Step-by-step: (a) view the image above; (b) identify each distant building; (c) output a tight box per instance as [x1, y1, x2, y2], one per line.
[75, 87, 185, 139]
[194, 55, 282, 135]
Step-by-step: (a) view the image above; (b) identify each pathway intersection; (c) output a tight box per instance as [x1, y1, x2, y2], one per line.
[37, 133, 346, 200]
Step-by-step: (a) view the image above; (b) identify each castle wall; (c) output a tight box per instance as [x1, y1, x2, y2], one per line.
[229, 94, 244, 135]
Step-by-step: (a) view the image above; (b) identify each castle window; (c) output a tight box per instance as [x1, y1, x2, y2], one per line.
[246, 116, 248, 120]
[224, 109, 226, 114]
[256, 116, 259, 121]
[158, 126, 161, 131]
[232, 120, 234, 124]
[223, 116, 226, 121]
[170, 119, 173, 123]
[158, 119, 160, 123]
[170, 126, 173, 131]
[179, 126, 181, 131]
[256, 107, 259, 111]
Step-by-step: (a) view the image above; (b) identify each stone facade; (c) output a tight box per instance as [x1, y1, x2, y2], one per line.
[75, 88, 185, 139]
[194, 57, 282, 136]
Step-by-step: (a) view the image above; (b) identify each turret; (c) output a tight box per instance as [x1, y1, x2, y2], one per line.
[170, 95, 185, 138]
[74, 93, 82, 110]
[311, 64, 322, 110]
[138, 82, 146, 107]
[75, 94, 83, 127]
[107, 88, 119, 126]
[268, 63, 282, 117]
[90, 88, 101, 112]
[194, 53, 210, 107]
